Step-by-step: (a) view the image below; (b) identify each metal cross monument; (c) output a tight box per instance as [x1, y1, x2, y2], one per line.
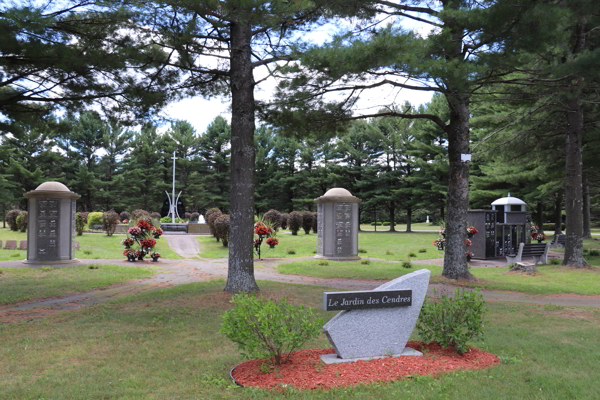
[165, 151, 182, 223]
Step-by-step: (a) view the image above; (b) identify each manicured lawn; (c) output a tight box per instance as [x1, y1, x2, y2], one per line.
[277, 261, 600, 296]
[198, 231, 441, 261]
[0, 264, 158, 305]
[0, 280, 598, 399]
[0, 229, 182, 260]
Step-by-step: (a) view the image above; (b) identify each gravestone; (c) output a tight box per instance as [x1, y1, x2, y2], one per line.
[4, 240, 16, 250]
[321, 269, 431, 363]
[23, 182, 80, 264]
[19, 240, 27, 250]
[75, 241, 80, 250]
[314, 188, 361, 260]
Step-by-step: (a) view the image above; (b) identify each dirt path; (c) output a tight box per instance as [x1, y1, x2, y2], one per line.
[164, 234, 201, 258]
[1, 249, 599, 323]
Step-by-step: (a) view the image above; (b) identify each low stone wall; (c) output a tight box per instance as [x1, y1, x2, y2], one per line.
[188, 223, 210, 234]
[114, 224, 129, 234]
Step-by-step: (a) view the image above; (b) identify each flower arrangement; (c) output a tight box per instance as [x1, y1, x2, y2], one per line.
[433, 238, 446, 249]
[466, 251, 474, 258]
[121, 238, 134, 248]
[254, 222, 272, 236]
[150, 252, 161, 261]
[466, 226, 479, 235]
[122, 218, 162, 261]
[532, 233, 547, 242]
[465, 239, 472, 246]
[266, 237, 279, 247]
[128, 226, 141, 236]
[439, 227, 445, 236]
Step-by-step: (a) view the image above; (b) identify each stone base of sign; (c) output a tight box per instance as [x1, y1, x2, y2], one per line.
[320, 347, 423, 364]
[22, 258, 80, 265]
[314, 255, 361, 261]
[188, 223, 210, 234]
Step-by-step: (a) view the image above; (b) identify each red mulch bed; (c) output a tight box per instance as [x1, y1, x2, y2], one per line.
[232, 341, 500, 390]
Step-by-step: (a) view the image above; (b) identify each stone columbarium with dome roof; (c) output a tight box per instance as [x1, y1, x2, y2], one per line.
[467, 194, 530, 260]
[23, 181, 81, 264]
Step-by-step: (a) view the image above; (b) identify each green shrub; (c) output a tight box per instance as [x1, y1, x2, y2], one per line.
[214, 214, 230, 247]
[119, 211, 130, 222]
[311, 212, 317, 234]
[76, 212, 89, 235]
[16, 211, 28, 232]
[220, 293, 324, 365]
[589, 249, 600, 257]
[301, 211, 313, 234]
[160, 216, 171, 223]
[263, 209, 282, 230]
[418, 248, 427, 253]
[402, 261, 412, 269]
[385, 250, 394, 255]
[6, 209, 21, 231]
[206, 209, 223, 241]
[288, 211, 303, 235]
[287, 248, 296, 255]
[190, 212, 200, 222]
[361, 259, 370, 265]
[317, 261, 329, 266]
[131, 209, 150, 221]
[417, 289, 485, 354]
[370, 222, 383, 226]
[408, 252, 416, 257]
[549, 259, 561, 265]
[358, 248, 367, 254]
[103, 211, 120, 236]
[87, 212, 104, 229]
[280, 213, 289, 230]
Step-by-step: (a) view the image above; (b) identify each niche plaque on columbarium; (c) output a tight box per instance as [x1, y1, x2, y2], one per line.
[23, 182, 81, 264]
[315, 188, 361, 260]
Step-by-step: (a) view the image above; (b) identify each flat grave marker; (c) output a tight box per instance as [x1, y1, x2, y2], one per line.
[4, 240, 17, 250]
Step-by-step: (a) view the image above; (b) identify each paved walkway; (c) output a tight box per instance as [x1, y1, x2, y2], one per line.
[1, 235, 599, 323]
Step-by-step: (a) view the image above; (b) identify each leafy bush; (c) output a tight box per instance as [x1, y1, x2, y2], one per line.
[190, 212, 200, 222]
[402, 260, 412, 269]
[76, 212, 88, 235]
[280, 213, 289, 230]
[418, 248, 427, 253]
[220, 293, 324, 365]
[6, 209, 21, 231]
[160, 216, 171, 223]
[358, 248, 367, 254]
[16, 211, 28, 232]
[151, 212, 161, 220]
[361, 259, 370, 265]
[543, 223, 565, 231]
[301, 211, 313, 234]
[263, 209, 282, 231]
[184, 212, 191, 220]
[417, 289, 485, 354]
[287, 248, 296, 255]
[131, 209, 150, 221]
[206, 209, 223, 241]
[311, 212, 317, 234]
[119, 211, 130, 222]
[87, 212, 104, 229]
[288, 211, 303, 235]
[589, 249, 600, 257]
[215, 214, 230, 247]
[103, 211, 120, 236]
[549, 259, 561, 265]
[408, 252, 416, 257]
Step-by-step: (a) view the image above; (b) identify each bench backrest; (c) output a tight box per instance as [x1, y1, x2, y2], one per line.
[522, 243, 547, 256]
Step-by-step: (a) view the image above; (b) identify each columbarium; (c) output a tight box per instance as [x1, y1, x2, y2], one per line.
[315, 188, 361, 260]
[23, 182, 80, 264]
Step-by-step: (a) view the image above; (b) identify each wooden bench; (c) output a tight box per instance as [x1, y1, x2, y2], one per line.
[551, 234, 566, 249]
[506, 242, 550, 266]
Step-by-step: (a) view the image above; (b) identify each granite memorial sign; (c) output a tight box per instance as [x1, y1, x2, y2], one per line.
[321, 269, 430, 364]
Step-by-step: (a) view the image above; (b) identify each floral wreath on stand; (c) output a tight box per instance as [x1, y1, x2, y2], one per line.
[253, 221, 278, 259]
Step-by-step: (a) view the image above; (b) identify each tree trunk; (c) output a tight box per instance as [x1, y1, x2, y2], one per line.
[442, 93, 473, 280]
[554, 191, 562, 236]
[224, 19, 260, 293]
[583, 173, 591, 239]
[536, 201, 544, 235]
[563, 92, 587, 267]
[563, 17, 587, 268]
[389, 202, 396, 232]
[405, 206, 412, 232]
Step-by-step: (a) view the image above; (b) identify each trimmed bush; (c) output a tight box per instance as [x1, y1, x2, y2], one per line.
[76, 212, 88, 235]
[87, 212, 104, 229]
[402, 260, 412, 268]
[311, 212, 317, 233]
[190, 212, 200, 222]
[214, 214, 230, 247]
[119, 211, 130, 222]
[206, 209, 223, 241]
[263, 209, 282, 231]
[131, 209, 150, 221]
[288, 211, 303, 235]
[16, 211, 28, 232]
[220, 293, 324, 365]
[301, 211, 313, 234]
[103, 211, 120, 236]
[151, 212, 161, 220]
[6, 209, 21, 231]
[280, 213, 289, 230]
[417, 289, 485, 354]
[589, 249, 600, 257]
